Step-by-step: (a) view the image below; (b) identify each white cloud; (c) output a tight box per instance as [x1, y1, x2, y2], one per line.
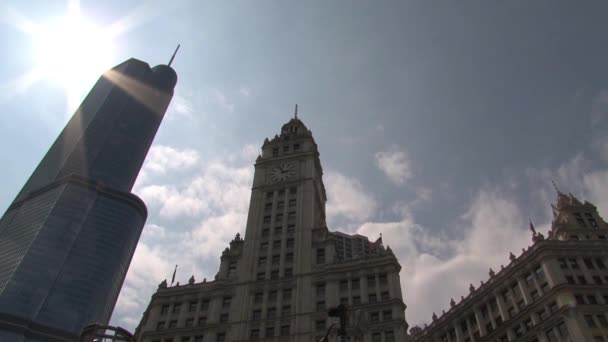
[239, 85, 251, 97]
[213, 88, 234, 112]
[375, 149, 413, 185]
[166, 94, 194, 119]
[325, 171, 376, 228]
[357, 189, 532, 328]
[144, 145, 200, 174]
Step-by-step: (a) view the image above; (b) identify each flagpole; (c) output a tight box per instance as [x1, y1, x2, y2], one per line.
[171, 264, 178, 286]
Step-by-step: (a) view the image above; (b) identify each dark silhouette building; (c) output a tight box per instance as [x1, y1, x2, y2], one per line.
[0, 58, 177, 342]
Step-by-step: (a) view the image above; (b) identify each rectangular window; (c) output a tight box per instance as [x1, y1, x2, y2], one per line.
[284, 268, 293, 277]
[267, 307, 276, 319]
[173, 303, 181, 314]
[276, 213, 283, 221]
[289, 187, 297, 194]
[575, 294, 585, 305]
[381, 291, 390, 301]
[584, 258, 595, 269]
[316, 319, 325, 331]
[272, 254, 280, 265]
[262, 228, 270, 237]
[317, 248, 325, 264]
[268, 290, 277, 302]
[271, 270, 279, 280]
[352, 279, 360, 290]
[569, 258, 579, 269]
[317, 284, 325, 297]
[194, 336, 203, 342]
[339, 280, 348, 291]
[266, 327, 275, 338]
[257, 272, 265, 280]
[578, 276, 588, 284]
[566, 276, 575, 284]
[222, 297, 231, 308]
[597, 314, 608, 327]
[263, 216, 271, 224]
[274, 226, 282, 235]
[379, 273, 388, 286]
[216, 333, 225, 342]
[288, 212, 296, 220]
[250, 329, 260, 340]
[160, 305, 170, 315]
[586, 314, 597, 327]
[254, 292, 263, 303]
[369, 294, 377, 303]
[385, 331, 395, 342]
[283, 288, 292, 300]
[253, 310, 261, 320]
[282, 305, 291, 316]
[594, 276, 604, 285]
[219, 313, 228, 323]
[285, 252, 294, 263]
[181, 337, 190, 342]
[258, 256, 267, 266]
[370, 312, 379, 322]
[288, 199, 296, 208]
[198, 316, 206, 326]
[272, 148, 279, 156]
[597, 258, 606, 269]
[260, 242, 268, 251]
[273, 240, 281, 249]
[157, 321, 165, 330]
[383, 310, 392, 320]
[367, 275, 376, 287]
[548, 301, 558, 313]
[317, 301, 326, 311]
[287, 224, 295, 233]
[185, 318, 193, 327]
[286, 238, 294, 248]
[588, 295, 598, 304]
[293, 143, 300, 151]
[558, 258, 567, 268]
[283, 145, 289, 152]
[169, 320, 177, 328]
[372, 332, 381, 342]
[281, 325, 290, 336]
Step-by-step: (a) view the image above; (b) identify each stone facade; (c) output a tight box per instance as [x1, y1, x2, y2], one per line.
[134, 116, 409, 342]
[410, 191, 608, 342]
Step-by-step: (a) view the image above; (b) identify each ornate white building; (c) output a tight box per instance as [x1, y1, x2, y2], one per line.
[410, 190, 608, 342]
[134, 115, 409, 342]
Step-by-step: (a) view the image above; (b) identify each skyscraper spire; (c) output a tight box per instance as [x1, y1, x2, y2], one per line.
[168, 44, 181, 67]
[294, 104, 298, 119]
[552, 179, 562, 194]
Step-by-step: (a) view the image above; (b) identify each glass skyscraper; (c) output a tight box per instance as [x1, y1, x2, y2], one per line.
[0, 58, 177, 342]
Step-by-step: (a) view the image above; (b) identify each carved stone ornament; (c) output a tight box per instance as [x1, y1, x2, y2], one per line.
[189, 275, 195, 285]
[158, 279, 167, 289]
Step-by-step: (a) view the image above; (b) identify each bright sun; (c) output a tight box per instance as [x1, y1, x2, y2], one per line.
[24, 5, 116, 109]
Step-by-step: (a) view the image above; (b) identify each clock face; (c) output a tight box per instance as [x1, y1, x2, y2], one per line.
[270, 163, 296, 183]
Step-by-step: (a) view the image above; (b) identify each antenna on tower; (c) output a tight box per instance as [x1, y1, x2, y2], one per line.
[294, 104, 298, 119]
[168, 44, 181, 67]
[551, 179, 561, 194]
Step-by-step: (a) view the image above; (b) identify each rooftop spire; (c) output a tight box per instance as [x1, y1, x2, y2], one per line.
[552, 179, 562, 194]
[294, 104, 298, 119]
[168, 44, 181, 67]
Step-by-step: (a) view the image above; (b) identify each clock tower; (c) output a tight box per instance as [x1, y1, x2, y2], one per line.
[135, 112, 409, 342]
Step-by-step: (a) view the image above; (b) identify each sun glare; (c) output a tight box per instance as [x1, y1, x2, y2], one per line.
[28, 9, 115, 109]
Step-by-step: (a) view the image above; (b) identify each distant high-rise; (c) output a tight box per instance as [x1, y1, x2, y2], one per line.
[0, 58, 177, 342]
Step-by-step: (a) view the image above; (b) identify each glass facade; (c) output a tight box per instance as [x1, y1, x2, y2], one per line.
[0, 58, 177, 341]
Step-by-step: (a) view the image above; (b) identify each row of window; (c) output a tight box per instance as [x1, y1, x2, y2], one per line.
[253, 288, 291, 304]
[259, 238, 295, 252]
[265, 187, 297, 200]
[261, 224, 296, 237]
[159, 297, 231, 318]
[252, 305, 291, 320]
[272, 144, 300, 156]
[262, 211, 297, 225]
[250, 324, 291, 339]
[152, 333, 225, 342]
[256, 267, 293, 280]
[258, 253, 294, 267]
[264, 199, 296, 213]
[573, 212, 599, 229]
[565, 273, 608, 285]
[558, 257, 606, 270]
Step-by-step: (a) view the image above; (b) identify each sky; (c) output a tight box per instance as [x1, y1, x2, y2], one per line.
[1, 0, 608, 333]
